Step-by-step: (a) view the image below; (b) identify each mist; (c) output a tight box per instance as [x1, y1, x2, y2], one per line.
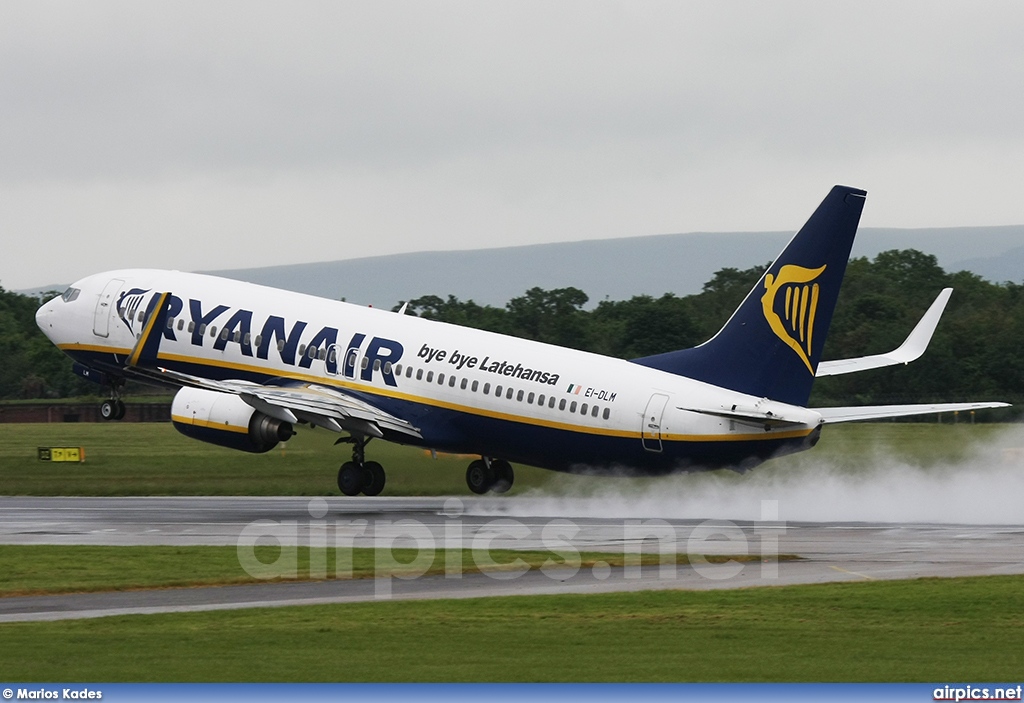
[479, 425, 1024, 525]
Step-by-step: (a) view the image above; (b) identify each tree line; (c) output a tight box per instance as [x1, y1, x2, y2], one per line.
[2, 249, 1021, 411]
[396, 249, 1022, 410]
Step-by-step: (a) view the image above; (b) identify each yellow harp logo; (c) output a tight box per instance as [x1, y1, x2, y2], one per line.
[760, 264, 826, 374]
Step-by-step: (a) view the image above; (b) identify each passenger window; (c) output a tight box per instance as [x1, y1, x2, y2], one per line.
[516, 390, 524, 402]
[177, 319, 185, 331]
[549, 396, 556, 409]
[233, 331, 242, 343]
[559, 399, 566, 411]
[416, 369, 423, 380]
[198, 323, 206, 335]
[592, 405, 600, 417]
[210, 326, 218, 338]
[374, 359, 381, 371]
[137, 310, 145, 322]
[220, 328, 230, 341]
[277, 339, 286, 352]
[254, 335, 262, 347]
[495, 385, 502, 397]
[361, 356, 369, 369]
[426, 371, 434, 382]
[506, 387, 514, 400]
[384, 361, 392, 375]
[394, 364, 402, 376]
[450, 376, 457, 388]
[406, 367, 414, 378]
[308, 346, 317, 359]
[243, 333, 251, 345]
[166, 317, 174, 329]
[569, 401, 577, 413]
[581, 403, 588, 415]
[603, 408, 610, 420]
[438, 373, 445, 385]
[483, 383, 491, 395]
[188, 321, 195, 333]
[328, 348, 337, 364]
[319, 348, 327, 361]
[528, 392, 535, 404]
[471, 380, 479, 392]
[537, 394, 545, 406]
[461, 378, 468, 390]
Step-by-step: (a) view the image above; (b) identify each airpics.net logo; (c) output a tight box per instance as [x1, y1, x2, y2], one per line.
[761, 264, 826, 374]
[234, 498, 786, 599]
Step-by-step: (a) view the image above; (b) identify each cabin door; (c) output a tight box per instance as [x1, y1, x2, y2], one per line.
[641, 393, 669, 452]
[92, 278, 124, 338]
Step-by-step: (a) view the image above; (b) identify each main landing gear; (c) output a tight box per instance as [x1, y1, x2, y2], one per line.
[466, 458, 514, 495]
[336, 435, 386, 497]
[332, 436, 515, 498]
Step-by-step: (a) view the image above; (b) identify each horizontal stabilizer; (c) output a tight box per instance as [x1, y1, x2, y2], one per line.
[816, 288, 952, 377]
[679, 400, 820, 427]
[816, 401, 1010, 424]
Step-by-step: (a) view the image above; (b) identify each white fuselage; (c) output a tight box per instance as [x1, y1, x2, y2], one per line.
[36, 269, 822, 474]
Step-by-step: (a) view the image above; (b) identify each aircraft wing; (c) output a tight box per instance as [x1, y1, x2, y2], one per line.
[815, 401, 1009, 424]
[816, 288, 952, 377]
[152, 367, 423, 440]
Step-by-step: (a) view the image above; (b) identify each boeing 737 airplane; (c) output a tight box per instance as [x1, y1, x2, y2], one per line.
[35, 186, 1008, 495]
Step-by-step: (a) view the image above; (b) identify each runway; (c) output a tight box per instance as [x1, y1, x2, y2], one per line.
[1, 496, 1022, 622]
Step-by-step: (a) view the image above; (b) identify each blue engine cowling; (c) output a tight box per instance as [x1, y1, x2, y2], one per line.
[171, 387, 295, 453]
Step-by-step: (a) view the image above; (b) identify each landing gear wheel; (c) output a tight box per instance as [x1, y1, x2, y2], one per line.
[491, 460, 514, 494]
[113, 399, 126, 420]
[466, 460, 494, 495]
[362, 461, 386, 497]
[100, 399, 117, 421]
[337, 462, 363, 496]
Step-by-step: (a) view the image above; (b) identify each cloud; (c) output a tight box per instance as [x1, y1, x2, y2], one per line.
[3, 2, 1024, 289]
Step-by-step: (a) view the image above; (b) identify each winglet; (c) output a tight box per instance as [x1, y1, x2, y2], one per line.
[816, 288, 952, 377]
[126, 292, 172, 368]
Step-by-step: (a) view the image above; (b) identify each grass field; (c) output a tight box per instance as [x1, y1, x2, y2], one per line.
[0, 544, 748, 597]
[1, 574, 1022, 681]
[0, 421, 1018, 496]
[1, 423, 1021, 682]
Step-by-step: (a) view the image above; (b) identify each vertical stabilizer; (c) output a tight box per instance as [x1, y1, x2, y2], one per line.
[633, 185, 867, 406]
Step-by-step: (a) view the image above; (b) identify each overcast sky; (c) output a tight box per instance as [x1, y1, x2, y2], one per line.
[2, 1, 1023, 290]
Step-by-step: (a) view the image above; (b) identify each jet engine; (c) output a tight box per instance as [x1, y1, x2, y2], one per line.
[171, 387, 295, 453]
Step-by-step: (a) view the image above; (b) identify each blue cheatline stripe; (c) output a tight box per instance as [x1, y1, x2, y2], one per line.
[62, 346, 814, 475]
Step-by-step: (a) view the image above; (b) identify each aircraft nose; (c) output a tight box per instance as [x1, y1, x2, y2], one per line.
[35, 296, 59, 339]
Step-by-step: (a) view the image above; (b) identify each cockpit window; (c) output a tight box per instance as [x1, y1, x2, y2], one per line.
[61, 287, 80, 303]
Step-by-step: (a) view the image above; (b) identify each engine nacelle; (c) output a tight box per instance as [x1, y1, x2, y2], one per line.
[171, 387, 295, 453]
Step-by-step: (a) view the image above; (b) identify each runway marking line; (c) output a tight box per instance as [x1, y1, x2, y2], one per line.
[828, 565, 876, 580]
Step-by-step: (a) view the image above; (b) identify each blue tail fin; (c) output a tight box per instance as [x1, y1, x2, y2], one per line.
[633, 185, 867, 406]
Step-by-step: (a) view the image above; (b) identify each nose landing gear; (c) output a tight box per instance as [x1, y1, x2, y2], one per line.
[99, 380, 127, 421]
[99, 399, 126, 421]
